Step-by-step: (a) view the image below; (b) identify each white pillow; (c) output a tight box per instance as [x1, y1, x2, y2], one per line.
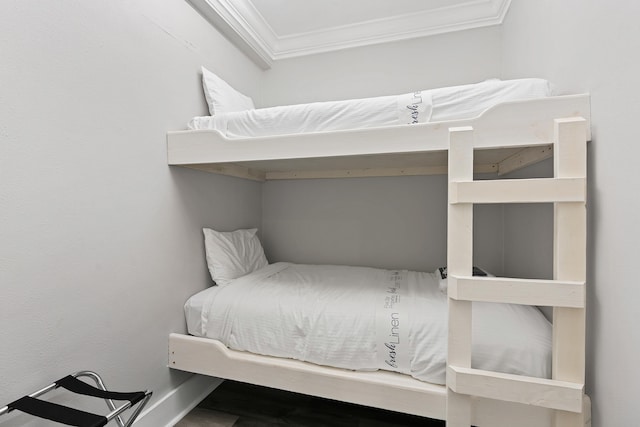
[203, 228, 268, 286]
[201, 67, 255, 115]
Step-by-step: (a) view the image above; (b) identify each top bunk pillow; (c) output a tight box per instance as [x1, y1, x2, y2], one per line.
[203, 228, 268, 286]
[201, 66, 255, 115]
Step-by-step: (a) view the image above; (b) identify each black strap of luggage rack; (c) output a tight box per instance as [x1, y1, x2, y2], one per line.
[0, 371, 152, 427]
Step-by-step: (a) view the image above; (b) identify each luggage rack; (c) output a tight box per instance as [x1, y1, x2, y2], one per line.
[0, 371, 152, 427]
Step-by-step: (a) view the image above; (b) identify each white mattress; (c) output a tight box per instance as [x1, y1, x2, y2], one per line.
[185, 262, 552, 385]
[188, 78, 552, 138]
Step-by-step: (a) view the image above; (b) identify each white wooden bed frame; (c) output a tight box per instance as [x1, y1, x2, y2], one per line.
[167, 94, 592, 427]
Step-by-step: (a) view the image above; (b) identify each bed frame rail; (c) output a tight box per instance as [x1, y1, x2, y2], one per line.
[169, 333, 447, 419]
[169, 333, 588, 426]
[167, 95, 591, 181]
[446, 118, 588, 426]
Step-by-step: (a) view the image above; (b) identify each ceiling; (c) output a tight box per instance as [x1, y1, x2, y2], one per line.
[188, 0, 511, 69]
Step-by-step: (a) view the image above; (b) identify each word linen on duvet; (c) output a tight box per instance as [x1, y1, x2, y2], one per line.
[376, 270, 410, 373]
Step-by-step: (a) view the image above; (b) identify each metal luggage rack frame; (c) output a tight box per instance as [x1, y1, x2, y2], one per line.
[0, 370, 152, 427]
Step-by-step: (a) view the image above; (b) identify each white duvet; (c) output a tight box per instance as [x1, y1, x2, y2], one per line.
[188, 78, 552, 138]
[185, 262, 552, 385]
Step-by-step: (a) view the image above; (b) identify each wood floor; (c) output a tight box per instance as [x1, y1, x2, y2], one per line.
[175, 380, 445, 427]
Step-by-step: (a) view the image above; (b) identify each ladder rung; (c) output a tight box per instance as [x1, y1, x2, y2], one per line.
[448, 276, 585, 308]
[450, 177, 586, 204]
[447, 365, 584, 413]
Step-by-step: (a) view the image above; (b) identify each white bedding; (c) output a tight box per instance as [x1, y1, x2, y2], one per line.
[188, 78, 552, 138]
[185, 262, 552, 385]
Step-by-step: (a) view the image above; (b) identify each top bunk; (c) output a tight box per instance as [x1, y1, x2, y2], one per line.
[167, 77, 591, 181]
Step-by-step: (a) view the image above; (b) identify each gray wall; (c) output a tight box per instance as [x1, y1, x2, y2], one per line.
[0, 1, 263, 425]
[502, 159, 554, 281]
[501, 159, 554, 319]
[501, 1, 640, 425]
[262, 176, 504, 275]
[262, 176, 448, 271]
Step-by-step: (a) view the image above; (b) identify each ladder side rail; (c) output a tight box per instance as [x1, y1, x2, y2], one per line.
[552, 118, 588, 427]
[446, 126, 474, 427]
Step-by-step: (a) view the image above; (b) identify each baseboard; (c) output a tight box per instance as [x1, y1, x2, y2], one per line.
[134, 374, 223, 427]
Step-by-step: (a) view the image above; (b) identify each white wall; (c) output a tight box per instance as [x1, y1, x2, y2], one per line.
[502, 1, 640, 425]
[261, 26, 503, 106]
[0, 1, 262, 425]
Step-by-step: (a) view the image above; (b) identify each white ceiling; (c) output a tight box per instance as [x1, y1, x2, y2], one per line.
[250, 0, 471, 36]
[188, 0, 511, 69]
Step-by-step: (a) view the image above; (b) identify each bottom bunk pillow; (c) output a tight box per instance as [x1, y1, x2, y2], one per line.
[184, 262, 551, 385]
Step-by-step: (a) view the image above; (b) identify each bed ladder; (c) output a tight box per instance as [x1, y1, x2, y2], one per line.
[446, 118, 588, 427]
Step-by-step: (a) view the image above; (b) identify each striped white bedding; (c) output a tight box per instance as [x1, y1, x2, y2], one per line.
[184, 262, 552, 385]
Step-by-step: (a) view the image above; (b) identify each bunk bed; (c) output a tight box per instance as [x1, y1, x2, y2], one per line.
[166, 79, 592, 427]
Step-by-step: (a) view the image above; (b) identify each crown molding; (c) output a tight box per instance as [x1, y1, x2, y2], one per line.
[188, 0, 511, 70]
[188, 0, 276, 69]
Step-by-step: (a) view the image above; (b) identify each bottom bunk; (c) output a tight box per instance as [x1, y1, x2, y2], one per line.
[169, 334, 591, 427]
[183, 261, 552, 386]
[168, 225, 591, 426]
